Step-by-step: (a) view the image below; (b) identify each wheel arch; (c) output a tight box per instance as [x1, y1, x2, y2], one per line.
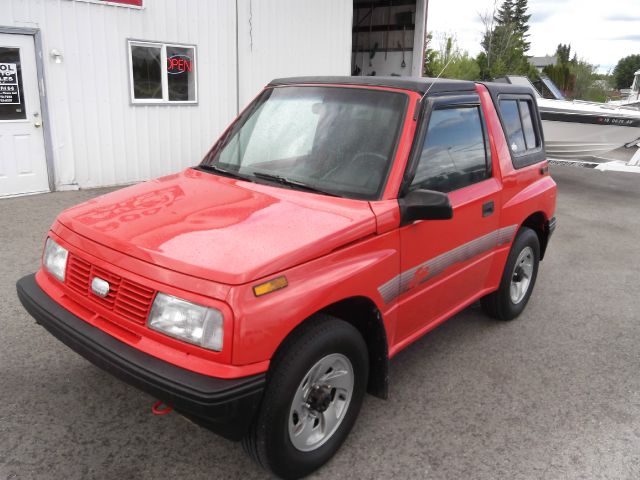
[269, 296, 390, 400]
[520, 211, 551, 260]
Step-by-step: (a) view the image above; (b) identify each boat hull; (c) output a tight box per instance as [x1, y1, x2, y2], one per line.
[542, 119, 640, 160]
[495, 75, 640, 160]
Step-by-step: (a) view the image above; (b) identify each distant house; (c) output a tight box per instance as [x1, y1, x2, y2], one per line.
[529, 55, 557, 72]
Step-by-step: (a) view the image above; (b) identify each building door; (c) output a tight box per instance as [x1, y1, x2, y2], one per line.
[0, 33, 49, 197]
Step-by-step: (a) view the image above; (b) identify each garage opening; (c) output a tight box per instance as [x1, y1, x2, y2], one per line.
[351, 0, 427, 78]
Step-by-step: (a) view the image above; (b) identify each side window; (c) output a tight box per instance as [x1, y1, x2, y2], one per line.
[499, 97, 541, 167]
[499, 100, 526, 154]
[410, 106, 490, 193]
[519, 100, 538, 149]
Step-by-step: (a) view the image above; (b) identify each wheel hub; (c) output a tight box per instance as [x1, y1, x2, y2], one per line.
[306, 385, 332, 413]
[513, 266, 524, 282]
[288, 353, 354, 452]
[510, 246, 534, 304]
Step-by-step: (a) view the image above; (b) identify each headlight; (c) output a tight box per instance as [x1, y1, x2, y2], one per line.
[43, 237, 68, 282]
[148, 293, 224, 351]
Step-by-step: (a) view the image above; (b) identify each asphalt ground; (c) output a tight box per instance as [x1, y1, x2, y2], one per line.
[1, 165, 639, 479]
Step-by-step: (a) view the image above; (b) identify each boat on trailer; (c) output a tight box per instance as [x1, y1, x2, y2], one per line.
[496, 75, 640, 160]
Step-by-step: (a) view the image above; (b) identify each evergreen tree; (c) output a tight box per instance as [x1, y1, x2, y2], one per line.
[545, 45, 601, 100]
[495, 0, 514, 25]
[478, 0, 533, 79]
[555, 44, 571, 64]
[512, 0, 531, 52]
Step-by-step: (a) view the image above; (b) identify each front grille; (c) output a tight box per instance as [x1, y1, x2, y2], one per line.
[66, 253, 155, 325]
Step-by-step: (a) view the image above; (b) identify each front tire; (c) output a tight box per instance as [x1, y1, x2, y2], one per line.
[242, 314, 369, 479]
[481, 227, 540, 321]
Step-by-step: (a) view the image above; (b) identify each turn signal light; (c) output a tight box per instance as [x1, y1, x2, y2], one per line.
[253, 276, 288, 297]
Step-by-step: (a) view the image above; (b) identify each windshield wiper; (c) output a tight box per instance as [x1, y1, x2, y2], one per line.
[197, 164, 251, 181]
[252, 171, 341, 197]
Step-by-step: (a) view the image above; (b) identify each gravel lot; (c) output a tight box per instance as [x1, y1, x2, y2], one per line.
[1, 166, 639, 480]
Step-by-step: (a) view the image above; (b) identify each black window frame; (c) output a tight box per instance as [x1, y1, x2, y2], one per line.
[494, 92, 545, 169]
[401, 93, 493, 196]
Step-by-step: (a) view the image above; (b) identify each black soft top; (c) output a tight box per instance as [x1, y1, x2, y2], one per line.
[269, 76, 540, 99]
[481, 81, 539, 99]
[268, 76, 477, 96]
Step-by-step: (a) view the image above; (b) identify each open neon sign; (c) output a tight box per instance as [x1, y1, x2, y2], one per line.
[167, 55, 192, 75]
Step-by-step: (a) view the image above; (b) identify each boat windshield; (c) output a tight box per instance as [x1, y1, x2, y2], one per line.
[632, 71, 640, 93]
[200, 86, 407, 200]
[540, 76, 566, 100]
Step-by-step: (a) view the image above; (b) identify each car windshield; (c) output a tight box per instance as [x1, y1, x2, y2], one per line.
[200, 86, 407, 199]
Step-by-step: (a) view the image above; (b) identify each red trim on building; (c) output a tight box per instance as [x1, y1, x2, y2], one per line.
[103, 0, 142, 6]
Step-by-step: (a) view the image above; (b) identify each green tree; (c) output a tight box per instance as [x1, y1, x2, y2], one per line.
[423, 33, 480, 81]
[543, 46, 607, 101]
[495, 0, 514, 24]
[543, 44, 575, 94]
[512, 0, 531, 52]
[477, 0, 533, 80]
[556, 44, 571, 64]
[612, 54, 640, 89]
[543, 63, 572, 93]
[423, 32, 439, 76]
[572, 59, 598, 98]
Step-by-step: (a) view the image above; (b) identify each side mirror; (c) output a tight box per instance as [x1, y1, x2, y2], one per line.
[399, 189, 453, 225]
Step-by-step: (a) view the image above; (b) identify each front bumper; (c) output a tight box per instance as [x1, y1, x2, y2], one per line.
[16, 274, 265, 441]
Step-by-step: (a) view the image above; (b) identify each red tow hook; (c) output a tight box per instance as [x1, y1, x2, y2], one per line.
[151, 400, 174, 416]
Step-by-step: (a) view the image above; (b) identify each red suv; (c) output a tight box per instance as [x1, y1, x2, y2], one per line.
[18, 76, 556, 479]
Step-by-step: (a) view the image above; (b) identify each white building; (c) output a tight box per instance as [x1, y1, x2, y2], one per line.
[0, 0, 427, 198]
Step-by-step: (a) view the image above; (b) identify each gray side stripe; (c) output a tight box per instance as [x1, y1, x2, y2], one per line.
[378, 225, 518, 304]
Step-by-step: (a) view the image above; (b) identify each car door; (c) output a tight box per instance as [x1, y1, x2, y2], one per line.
[393, 94, 504, 343]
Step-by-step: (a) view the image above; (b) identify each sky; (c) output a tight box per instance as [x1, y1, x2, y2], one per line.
[426, 0, 640, 74]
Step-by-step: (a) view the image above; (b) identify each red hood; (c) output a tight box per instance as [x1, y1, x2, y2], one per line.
[57, 168, 377, 285]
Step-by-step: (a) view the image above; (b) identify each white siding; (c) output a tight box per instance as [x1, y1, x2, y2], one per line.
[236, 0, 352, 109]
[1, 0, 350, 191]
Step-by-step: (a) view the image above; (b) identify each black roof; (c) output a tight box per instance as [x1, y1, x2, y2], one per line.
[268, 76, 477, 95]
[481, 80, 540, 98]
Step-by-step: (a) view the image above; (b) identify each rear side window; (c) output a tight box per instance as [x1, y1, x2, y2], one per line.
[500, 100, 526, 154]
[410, 106, 491, 193]
[519, 100, 538, 149]
[499, 97, 542, 168]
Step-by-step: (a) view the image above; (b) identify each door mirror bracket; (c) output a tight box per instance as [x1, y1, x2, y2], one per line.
[399, 189, 453, 225]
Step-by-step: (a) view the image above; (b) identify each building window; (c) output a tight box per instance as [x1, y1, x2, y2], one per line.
[0, 47, 26, 120]
[128, 40, 197, 104]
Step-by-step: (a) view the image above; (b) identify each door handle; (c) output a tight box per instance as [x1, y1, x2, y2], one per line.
[482, 200, 494, 217]
[33, 112, 42, 128]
